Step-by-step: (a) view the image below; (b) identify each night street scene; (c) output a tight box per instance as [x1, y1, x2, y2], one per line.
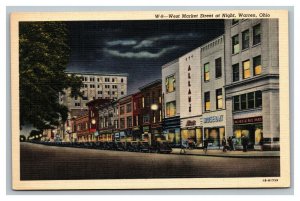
[19, 19, 280, 180]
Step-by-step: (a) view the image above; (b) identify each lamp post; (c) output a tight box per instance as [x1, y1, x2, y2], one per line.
[150, 103, 158, 145]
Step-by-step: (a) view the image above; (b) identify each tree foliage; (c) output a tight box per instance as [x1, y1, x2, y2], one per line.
[19, 22, 83, 130]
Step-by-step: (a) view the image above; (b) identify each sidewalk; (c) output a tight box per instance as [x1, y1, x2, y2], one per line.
[171, 148, 279, 158]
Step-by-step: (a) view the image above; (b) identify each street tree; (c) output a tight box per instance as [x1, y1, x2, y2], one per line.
[19, 22, 83, 131]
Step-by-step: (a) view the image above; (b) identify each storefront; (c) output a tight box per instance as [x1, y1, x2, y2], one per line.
[233, 116, 263, 149]
[180, 116, 203, 147]
[163, 116, 181, 147]
[202, 111, 226, 149]
[132, 126, 142, 141]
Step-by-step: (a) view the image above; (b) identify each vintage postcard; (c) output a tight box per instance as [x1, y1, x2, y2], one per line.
[10, 10, 290, 190]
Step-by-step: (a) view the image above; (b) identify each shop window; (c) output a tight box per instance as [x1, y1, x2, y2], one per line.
[248, 92, 255, 109]
[166, 101, 176, 117]
[126, 103, 132, 113]
[215, 57, 222, 78]
[233, 96, 240, 111]
[253, 55, 262, 76]
[243, 60, 251, 79]
[242, 29, 250, 50]
[241, 94, 247, 110]
[232, 63, 239, 82]
[232, 34, 239, 54]
[204, 63, 210, 81]
[255, 91, 262, 107]
[127, 116, 132, 128]
[165, 75, 175, 93]
[204, 92, 210, 111]
[253, 24, 261, 45]
[216, 88, 223, 109]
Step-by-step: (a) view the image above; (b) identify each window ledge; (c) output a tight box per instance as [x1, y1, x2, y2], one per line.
[241, 47, 249, 52]
[231, 52, 239, 56]
[252, 43, 261, 48]
[233, 107, 262, 114]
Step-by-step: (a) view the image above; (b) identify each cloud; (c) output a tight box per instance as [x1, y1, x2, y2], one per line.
[133, 33, 199, 49]
[103, 46, 179, 59]
[106, 40, 137, 46]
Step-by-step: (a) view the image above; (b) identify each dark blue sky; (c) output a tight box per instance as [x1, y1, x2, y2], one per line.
[66, 20, 224, 94]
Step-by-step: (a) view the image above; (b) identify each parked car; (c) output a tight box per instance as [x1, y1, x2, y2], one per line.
[153, 141, 172, 154]
[138, 142, 151, 153]
[115, 142, 126, 151]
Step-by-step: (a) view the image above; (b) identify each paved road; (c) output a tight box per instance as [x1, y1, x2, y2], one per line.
[20, 142, 280, 180]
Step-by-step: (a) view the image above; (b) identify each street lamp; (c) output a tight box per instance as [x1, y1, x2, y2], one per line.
[91, 119, 96, 125]
[151, 104, 158, 111]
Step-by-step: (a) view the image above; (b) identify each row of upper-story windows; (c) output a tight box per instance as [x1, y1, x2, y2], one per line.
[233, 91, 262, 111]
[81, 76, 125, 83]
[232, 55, 262, 82]
[204, 88, 223, 112]
[232, 23, 261, 54]
[204, 57, 222, 82]
[83, 84, 120, 89]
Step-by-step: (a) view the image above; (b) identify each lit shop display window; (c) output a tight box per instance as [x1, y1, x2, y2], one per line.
[204, 127, 225, 147]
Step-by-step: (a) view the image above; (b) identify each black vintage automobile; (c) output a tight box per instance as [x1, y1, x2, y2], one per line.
[152, 141, 172, 154]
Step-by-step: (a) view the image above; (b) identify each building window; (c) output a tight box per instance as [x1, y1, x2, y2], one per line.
[232, 63, 239, 82]
[255, 91, 262, 107]
[135, 115, 139, 126]
[204, 63, 210, 81]
[121, 78, 124, 83]
[90, 77, 94, 82]
[232, 19, 239, 25]
[204, 92, 210, 111]
[189, 105, 191, 112]
[248, 92, 255, 109]
[215, 57, 222, 78]
[143, 115, 149, 123]
[188, 65, 191, 71]
[216, 88, 223, 109]
[165, 75, 176, 93]
[242, 29, 250, 50]
[142, 97, 145, 108]
[112, 78, 115, 82]
[233, 91, 262, 111]
[97, 78, 100, 82]
[120, 106, 125, 115]
[121, 91, 124, 95]
[97, 91, 102, 94]
[242, 60, 251, 79]
[253, 55, 262, 76]
[241, 94, 247, 110]
[127, 116, 132, 128]
[120, 118, 125, 129]
[126, 103, 132, 113]
[233, 96, 240, 111]
[232, 34, 239, 54]
[253, 24, 261, 45]
[166, 101, 176, 117]
[75, 103, 80, 107]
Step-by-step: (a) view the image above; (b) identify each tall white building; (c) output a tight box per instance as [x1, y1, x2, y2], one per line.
[162, 59, 181, 146]
[60, 72, 128, 117]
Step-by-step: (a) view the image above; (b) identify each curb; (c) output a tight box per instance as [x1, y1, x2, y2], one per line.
[170, 151, 280, 158]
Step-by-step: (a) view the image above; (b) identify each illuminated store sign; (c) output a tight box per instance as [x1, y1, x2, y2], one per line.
[203, 115, 223, 123]
[234, 116, 262, 124]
